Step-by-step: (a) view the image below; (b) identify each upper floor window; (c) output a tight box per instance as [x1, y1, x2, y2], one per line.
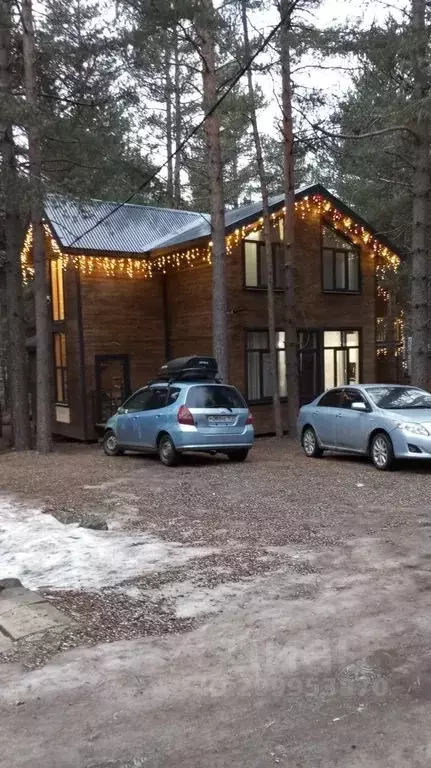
[244, 237, 284, 289]
[50, 258, 65, 321]
[322, 225, 360, 293]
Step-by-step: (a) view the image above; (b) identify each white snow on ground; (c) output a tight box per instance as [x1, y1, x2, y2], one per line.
[138, 579, 251, 618]
[0, 497, 214, 591]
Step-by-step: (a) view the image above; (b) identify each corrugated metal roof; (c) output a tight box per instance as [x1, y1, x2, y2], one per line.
[44, 195, 206, 254]
[43, 184, 401, 258]
[152, 195, 285, 250]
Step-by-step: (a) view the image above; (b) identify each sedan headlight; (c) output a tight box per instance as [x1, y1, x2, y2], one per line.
[397, 422, 430, 436]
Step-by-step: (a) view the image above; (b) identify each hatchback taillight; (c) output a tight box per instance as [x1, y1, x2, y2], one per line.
[178, 405, 194, 425]
[246, 410, 254, 425]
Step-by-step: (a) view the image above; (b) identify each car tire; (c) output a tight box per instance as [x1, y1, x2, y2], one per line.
[103, 430, 124, 457]
[227, 449, 249, 462]
[301, 427, 323, 458]
[370, 432, 395, 471]
[158, 434, 179, 467]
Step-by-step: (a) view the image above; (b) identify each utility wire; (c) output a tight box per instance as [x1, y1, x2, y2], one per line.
[68, 1, 299, 247]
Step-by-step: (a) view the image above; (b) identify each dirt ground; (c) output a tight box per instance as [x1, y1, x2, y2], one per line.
[1, 439, 431, 767]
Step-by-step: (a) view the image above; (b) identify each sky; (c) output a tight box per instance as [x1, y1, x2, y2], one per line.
[250, 0, 408, 152]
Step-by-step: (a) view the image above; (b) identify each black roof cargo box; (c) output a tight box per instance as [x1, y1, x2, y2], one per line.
[158, 356, 219, 382]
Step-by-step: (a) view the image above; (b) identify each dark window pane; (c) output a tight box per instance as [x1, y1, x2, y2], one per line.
[56, 369, 63, 403]
[124, 390, 152, 412]
[260, 247, 268, 286]
[318, 389, 343, 408]
[186, 385, 246, 409]
[335, 252, 346, 289]
[347, 253, 359, 290]
[322, 250, 333, 290]
[145, 388, 168, 410]
[167, 387, 181, 405]
[262, 352, 273, 398]
[247, 351, 261, 400]
[247, 331, 268, 350]
[273, 245, 284, 288]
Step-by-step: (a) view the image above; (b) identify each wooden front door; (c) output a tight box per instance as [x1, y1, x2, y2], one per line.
[95, 355, 131, 424]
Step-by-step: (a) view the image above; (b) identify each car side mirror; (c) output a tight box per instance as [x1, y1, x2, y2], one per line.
[117, 406, 125, 415]
[351, 401, 367, 412]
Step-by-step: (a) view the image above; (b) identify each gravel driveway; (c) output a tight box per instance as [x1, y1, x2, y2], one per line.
[1, 439, 431, 766]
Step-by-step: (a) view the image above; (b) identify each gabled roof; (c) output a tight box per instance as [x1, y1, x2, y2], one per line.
[153, 194, 285, 250]
[43, 184, 399, 257]
[45, 195, 207, 254]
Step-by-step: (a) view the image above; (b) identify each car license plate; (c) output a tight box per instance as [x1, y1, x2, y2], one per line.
[208, 415, 235, 425]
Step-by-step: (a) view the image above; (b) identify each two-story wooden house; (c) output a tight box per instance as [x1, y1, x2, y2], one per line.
[20, 183, 403, 438]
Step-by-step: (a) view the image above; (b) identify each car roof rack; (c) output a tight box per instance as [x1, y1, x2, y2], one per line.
[146, 356, 221, 386]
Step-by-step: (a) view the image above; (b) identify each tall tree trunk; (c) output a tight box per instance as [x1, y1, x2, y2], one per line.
[241, 0, 282, 436]
[165, 43, 174, 207]
[0, 0, 30, 449]
[410, 0, 430, 389]
[280, 0, 299, 434]
[198, 0, 228, 381]
[173, 26, 181, 208]
[22, 0, 52, 452]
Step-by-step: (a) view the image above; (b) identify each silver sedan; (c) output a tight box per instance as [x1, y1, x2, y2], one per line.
[297, 384, 431, 470]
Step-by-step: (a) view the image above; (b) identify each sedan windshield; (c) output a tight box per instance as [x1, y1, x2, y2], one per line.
[367, 386, 431, 410]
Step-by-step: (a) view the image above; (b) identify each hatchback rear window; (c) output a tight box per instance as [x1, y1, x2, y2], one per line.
[186, 385, 246, 409]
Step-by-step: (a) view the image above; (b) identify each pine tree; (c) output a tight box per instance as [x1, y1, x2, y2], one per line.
[22, 0, 52, 453]
[197, 0, 228, 380]
[0, 0, 30, 449]
[240, 0, 282, 436]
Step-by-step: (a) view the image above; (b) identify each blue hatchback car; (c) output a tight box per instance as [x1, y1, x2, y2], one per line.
[103, 371, 254, 466]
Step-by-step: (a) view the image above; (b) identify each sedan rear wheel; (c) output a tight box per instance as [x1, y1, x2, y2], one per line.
[370, 432, 394, 471]
[302, 427, 323, 458]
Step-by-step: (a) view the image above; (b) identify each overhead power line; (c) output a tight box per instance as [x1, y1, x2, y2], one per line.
[68, 1, 299, 247]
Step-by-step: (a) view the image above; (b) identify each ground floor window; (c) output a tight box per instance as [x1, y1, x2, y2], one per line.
[54, 332, 68, 404]
[323, 330, 360, 389]
[246, 328, 361, 403]
[247, 331, 286, 401]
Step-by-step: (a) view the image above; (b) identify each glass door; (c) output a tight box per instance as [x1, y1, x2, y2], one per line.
[323, 331, 360, 389]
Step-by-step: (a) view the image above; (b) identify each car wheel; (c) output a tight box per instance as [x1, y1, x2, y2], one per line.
[158, 434, 179, 467]
[370, 432, 394, 471]
[227, 449, 249, 462]
[302, 427, 323, 458]
[103, 430, 124, 457]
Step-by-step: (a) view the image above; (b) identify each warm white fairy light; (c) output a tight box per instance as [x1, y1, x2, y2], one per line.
[20, 194, 401, 280]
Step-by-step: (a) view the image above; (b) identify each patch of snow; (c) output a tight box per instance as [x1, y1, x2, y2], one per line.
[140, 579, 250, 618]
[0, 497, 215, 591]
